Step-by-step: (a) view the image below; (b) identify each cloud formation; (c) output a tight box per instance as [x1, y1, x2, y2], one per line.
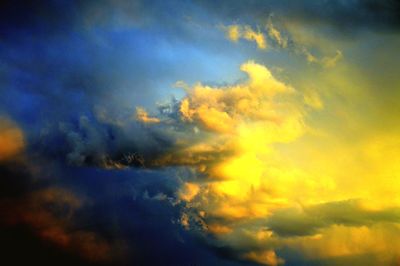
[1, 1, 400, 265]
[224, 21, 343, 68]
[131, 57, 400, 265]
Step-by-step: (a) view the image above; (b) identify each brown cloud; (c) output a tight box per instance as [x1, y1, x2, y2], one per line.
[2, 187, 119, 263]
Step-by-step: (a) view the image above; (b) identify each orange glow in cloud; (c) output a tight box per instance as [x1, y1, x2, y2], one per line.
[0, 117, 24, 161]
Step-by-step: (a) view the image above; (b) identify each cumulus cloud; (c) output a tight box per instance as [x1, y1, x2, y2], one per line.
[130, 60, 309, 264]
[67, 60, 303, 173]
[179, 61, 296, 132]
[127, 57, 400, 265]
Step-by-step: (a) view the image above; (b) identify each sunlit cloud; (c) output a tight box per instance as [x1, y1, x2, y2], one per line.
[135, 55, 400, 264]
[223, 20, 343, 68]
[266, 19, 287, 48]
[2, 1, 400, 265]
[135, 107, 161, 123]
[224, 25, 267, 49]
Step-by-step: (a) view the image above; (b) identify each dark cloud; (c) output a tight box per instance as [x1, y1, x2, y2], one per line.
[197, 0, 400, 33]
[0, 136, 242, 265]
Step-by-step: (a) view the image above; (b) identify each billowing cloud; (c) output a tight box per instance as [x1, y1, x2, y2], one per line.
[35, 55, 400, 265]
[129, 60, 308, 264]
[130, 56, 400, 264]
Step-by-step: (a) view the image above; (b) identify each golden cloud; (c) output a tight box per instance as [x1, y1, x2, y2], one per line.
[224, 25, 267, 49]
[136, 57, 400, 265]
[135, 107, 160, 123]
[223, 21, 343, 68]
[244, 250, 284, 266]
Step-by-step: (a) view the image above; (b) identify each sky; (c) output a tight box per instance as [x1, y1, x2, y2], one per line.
[1, 0, 400, 265]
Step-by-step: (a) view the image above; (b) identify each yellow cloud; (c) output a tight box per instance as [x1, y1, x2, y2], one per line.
[223, 22, 343, 68]
[224, 25, 267, 49]
[177, 61, 298, 134]
[135, 107, 160, 123]
[178, 182, 200, 202]
[207, 223, 232, 235]
[226, 24, 240, 42]
[244, 250, 284, 266]
[321, 50, 343, 68]
[171, 61, 308, 225]
[282, 224, 400, 264]
[138, 55, 400, 264]
[242, 25, 267, 49]
[266, 20, 287, 48]
[303, 88, 324, 109]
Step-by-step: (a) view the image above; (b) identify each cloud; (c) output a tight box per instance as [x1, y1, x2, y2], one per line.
[135, 107, 161, 123]
[132, 61, 309, 264]
[225, 24, 240, 42]
[244, 250, 284, 266]
[303, 89, 324, 110]
[177, 61, 297, 134]
[300, 47, 343, 68]
[178, 182, 200, 202]
[266, 19, 287, 48]
[266, 200, 400, 237]
[1, 186, 121, 263]
[1, 1, 400, 265]
[0, 117, 24, 161]
[202, 0, 400, 33]
[321, 50, 343, 68]
[224, 25, 267, 49]
[129, 54, 400, 265]
[279, 223, 400, 265]
[0, 140, 128, 265]
[33, 60, 307, 264]
[223, 20, 343, 68]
